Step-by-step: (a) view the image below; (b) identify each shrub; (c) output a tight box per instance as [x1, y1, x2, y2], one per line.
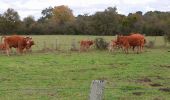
[94, 38, 108, 50]
[146, 40, 155, 48]
[164, 34, 170, 46]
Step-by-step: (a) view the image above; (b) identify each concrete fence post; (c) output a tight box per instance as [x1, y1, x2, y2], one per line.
[89, 80, 105, 100]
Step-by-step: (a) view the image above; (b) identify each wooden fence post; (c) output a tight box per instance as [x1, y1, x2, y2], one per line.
[89, 80, 105, 100]
[55, 39, 59, 50]
[43, 41, 46, 49]
[70, 39, 78, 51]
[50, 43, 53, 51]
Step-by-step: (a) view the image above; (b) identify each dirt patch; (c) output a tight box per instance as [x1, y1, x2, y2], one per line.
[118, 63, 129, 66]
[97, 77, 108, 81]
[153, 97, 164, 100]
[70, 48, 79, 51]
[137, 77, 152, 83]
[132, 92, 144, 96]
[150, 83, 162, 87]
[0, 78, 11, 81]
[155, 76, 164, 80]
[69, 67, 98, 72]
[107, 64, 117, 69]
[159, 88, 170, 92]
[41, 48, 55, 52]
[160, 65, 170, 68]
[35, 49, 54, 53]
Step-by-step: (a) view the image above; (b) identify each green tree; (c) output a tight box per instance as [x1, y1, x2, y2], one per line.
[38, 7, 53, 23]
[91, 7, 122, 35]
[2, 8, 21, 34]
[23, 15, 35, 27]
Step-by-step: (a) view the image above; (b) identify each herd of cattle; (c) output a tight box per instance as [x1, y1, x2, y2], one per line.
[0, 33, 146, 56]
[80, 33, 146, 53]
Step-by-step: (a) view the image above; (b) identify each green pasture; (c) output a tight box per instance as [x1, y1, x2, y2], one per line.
[0, 35, 170, 100]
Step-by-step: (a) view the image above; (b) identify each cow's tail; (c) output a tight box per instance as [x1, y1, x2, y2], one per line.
[144, 39, 146, 44]
[1, 36, 6, 43]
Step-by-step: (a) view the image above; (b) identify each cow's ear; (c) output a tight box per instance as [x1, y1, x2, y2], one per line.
[29, 37, 32, 40]
[24, 37, 29, 39]
[24, 36, 32, 40]
[23, 37, 27, 40]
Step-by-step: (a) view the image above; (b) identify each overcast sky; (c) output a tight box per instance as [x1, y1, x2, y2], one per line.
[0, 0, 169, 20]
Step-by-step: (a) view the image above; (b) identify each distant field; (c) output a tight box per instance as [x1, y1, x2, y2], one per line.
[29, 35, 167, 51]
[0, 35, 170, 100]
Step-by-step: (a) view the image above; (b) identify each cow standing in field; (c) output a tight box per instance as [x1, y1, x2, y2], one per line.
[79, 40, 94, 52]
[130, 33, 146, 52]
[1, 35, 34, 56]
[116, 33, 146, 54]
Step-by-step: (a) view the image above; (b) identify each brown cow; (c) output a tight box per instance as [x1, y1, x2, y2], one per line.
[130, 33, 146, 52]
[116, 33, 146, 54]
[1, 35, 33, 56]
[79, 40, 94, 51]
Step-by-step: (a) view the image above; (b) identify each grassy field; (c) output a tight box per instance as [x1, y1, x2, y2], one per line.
[0, 35, 170, 100]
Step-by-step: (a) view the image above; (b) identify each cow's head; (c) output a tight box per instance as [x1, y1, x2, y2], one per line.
[24, 37, 34, 49]
[88, 40, 94, 46]
[116, 34, 122, 43]
[27, 40, 35, 49]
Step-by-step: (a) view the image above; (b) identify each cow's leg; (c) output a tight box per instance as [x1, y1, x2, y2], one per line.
[132, 46, 135, 52]
[16, 48, 20, 55]
[6, 49, 10, 56]
[141, 44, 144, 53]
[138, 46, 141, 53]
[139, 46, 141, 53]
[136, 46, 140, 54]
[16, 48, 22, 55]
[5, 44, 10, 56]
[79, 47, 81, 52]
[23, 48, 28, 54]
[85, 46, 88, 52]
[20, 48, 24, 55]
[124, 47, 127, 54]
[126, 48, 129, 54]
[23, 49, 27, 54]
[119, 45, 123, 52]
[110, 47, 113, 52]
[123, 47, 127, 54]
[79, 46, 84, 52]
[140, 45, 143, 53]
[123, 44, 129, 54]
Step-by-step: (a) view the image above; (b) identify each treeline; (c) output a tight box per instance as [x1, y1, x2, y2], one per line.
[0, 5, 170, 36]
